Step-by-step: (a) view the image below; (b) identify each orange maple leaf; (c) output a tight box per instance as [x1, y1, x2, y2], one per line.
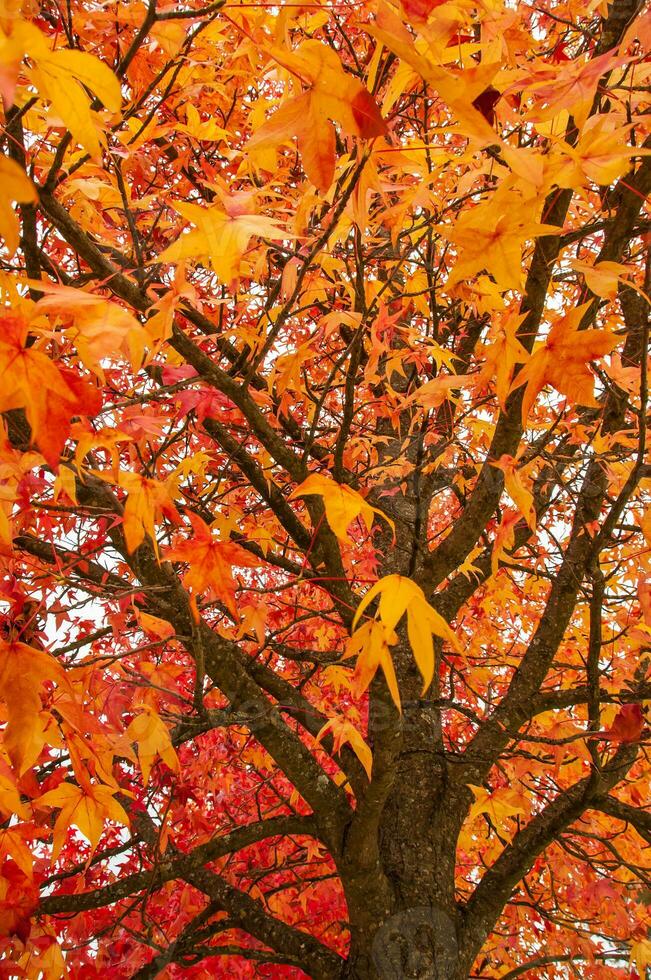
[510, 303, 617, 424]
[166, 513, 260, 616]
[32, 281, 148, 377]
[467, 784, 527, 824]
[400, 0, 447, 23]
[134, 609, 175, 641]
[0, 640, 64, 775]
[491, 454, 536, 531]
[601, 704, 645, 745]
[0, 751, 29, 820]
[370, 3, 502, 145]
[0, 312, 101, 467]
[248, 40, 386, 193]
[0, 857, 39, 943]
[491, 507, 521, 575]
[522, 49, 622, 128]
[476, 310, 529, 410]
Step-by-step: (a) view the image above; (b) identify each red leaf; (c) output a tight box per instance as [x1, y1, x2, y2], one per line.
[401, 0, 448, 22]
[0, 859, 39, 942]
[472, 86, 501, 125]
[604, 704, 645, 744]
[351, 89, 387, 140]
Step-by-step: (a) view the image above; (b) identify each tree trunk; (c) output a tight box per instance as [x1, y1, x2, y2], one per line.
[339, 595, 467, 976]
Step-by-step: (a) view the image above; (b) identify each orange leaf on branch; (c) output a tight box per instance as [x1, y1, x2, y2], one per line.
[117, 472, 181, 556]
[0, 858, 39, 943]
[166, 513, 261, 617]
[510, 303, 617, 424]
[248, 39, 386, 193]
[37, 781, 130, 860]
[316, 715, 372, 780]
[601, 704, 645, 745]
[0, 313, 101, 467]
[126, 705, 179, 785]
[0, 640, 65, 775]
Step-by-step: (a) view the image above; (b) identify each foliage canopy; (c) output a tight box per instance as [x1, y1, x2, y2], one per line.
[0, 0, 650, 977]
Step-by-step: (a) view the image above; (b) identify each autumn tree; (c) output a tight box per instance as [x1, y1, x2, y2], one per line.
[0, 0, 650, 976]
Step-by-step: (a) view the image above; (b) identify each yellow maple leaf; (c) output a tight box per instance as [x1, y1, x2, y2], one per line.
[630, 938, 651, 975]
[0, 157, 37, 255]
[344, 619, 401, 710]
[126, 705, 179, 785]
[37, 781, 129, 859]
[53, 465, 78, 506]
[290, 474, 394, 542]
[562, 115, 650, 188]
[20, 21, 121, 159]
[158, 198, 290, 283]
[317, 715, 372, 780]
[467, 784, 527, 825]
[511, 302, 617, 424]
[571, 258, 649, 303]
[352, 574, 461, 698]
[370, 3, 499, 146]
[441, 202, 560, 293]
